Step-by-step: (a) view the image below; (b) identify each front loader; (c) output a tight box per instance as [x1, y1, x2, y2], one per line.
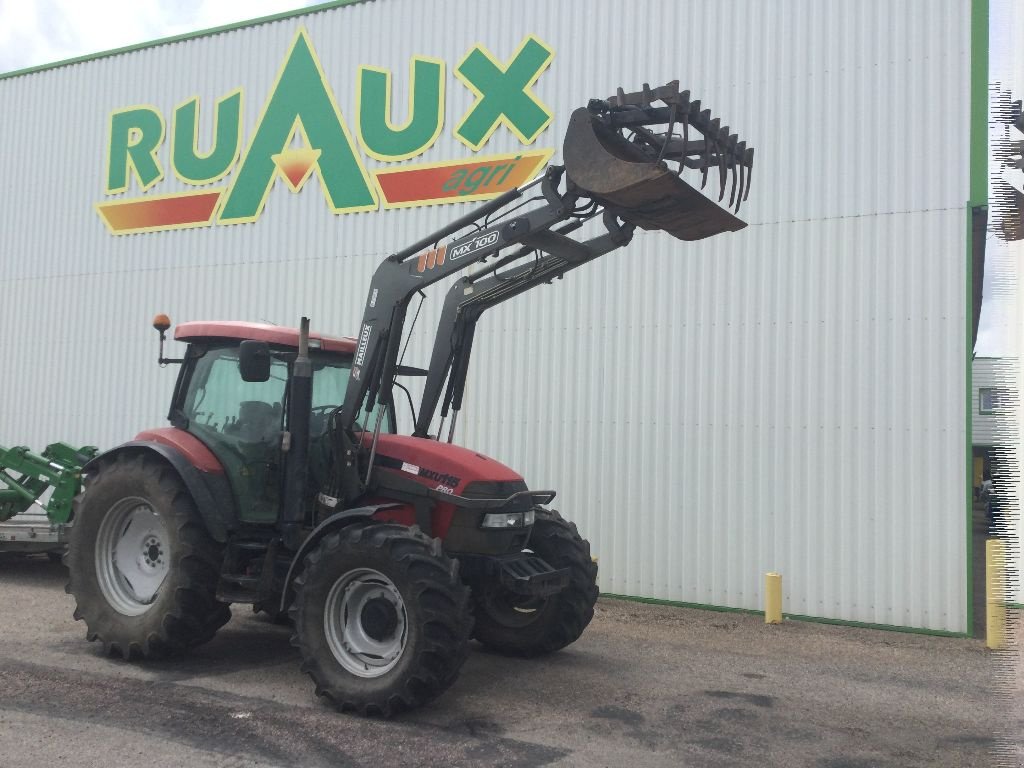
[64, 82, 755, 715]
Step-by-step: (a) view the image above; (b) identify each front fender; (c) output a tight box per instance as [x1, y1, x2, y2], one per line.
[279, 504, 400, 614]
[82, 441, 237, 542]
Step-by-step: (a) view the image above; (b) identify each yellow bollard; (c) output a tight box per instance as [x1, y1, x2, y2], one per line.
[765, 572, 782, 624]
[986, 539, 1006, 650]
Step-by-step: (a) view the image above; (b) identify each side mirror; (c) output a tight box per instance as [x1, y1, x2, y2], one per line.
[238, 341, 271, 382]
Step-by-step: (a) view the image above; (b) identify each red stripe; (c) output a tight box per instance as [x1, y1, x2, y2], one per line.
[98, 192, 221, 232]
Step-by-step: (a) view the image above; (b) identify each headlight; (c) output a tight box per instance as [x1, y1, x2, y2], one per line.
[481, 509, 536, 528]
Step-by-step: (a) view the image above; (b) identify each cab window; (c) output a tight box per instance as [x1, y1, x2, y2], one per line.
[309, 356, 389, 436]
[184, 347, 287, 443]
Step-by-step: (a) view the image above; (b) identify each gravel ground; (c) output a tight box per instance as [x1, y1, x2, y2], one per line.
[0, 553, 1020, 768]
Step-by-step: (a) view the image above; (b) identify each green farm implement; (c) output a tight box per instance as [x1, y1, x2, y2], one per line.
[0, 443, 98, 554]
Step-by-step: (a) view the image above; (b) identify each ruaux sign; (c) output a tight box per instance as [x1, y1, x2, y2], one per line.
[96, 28, 555, 235]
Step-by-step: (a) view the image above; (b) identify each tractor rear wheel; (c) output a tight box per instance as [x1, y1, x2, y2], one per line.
[472, 510, 598, 656]
[290, 523, 472, 717]
[66, 452, 231, 658]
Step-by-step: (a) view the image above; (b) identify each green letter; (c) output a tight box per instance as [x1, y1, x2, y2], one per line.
[442, 169, 466, 191]
[107, 106, 165, 193]
[460, 166, 490, 195]
[454, 36, 554, 151]
[358, 57, 445, 161]
[220, 29, 376, 223]
[172, 90, 242, 184]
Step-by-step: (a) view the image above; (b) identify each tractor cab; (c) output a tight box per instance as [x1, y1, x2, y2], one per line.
[167, 321, 384, 524]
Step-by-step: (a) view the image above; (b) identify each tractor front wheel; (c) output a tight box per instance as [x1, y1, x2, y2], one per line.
[66, 452, 231, 658]
[291, 523, 472, 717]
[472, 510, 598, 656]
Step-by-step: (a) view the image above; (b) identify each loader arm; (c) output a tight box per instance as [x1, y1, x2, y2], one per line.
[413, 211, 636, 438]
[331, 81, 755, 504]
[336, 166, 578, 436]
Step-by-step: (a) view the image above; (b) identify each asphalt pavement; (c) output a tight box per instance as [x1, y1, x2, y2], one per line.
[0, 553, 1020, 768]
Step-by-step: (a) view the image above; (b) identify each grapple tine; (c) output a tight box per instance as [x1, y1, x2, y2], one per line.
[716, 125, 730, 201]
[658, 102, 678, 164]
[742, 147, 754, 201]
[698, 110, 712, 188]
[680, 113, 689, 175]
[728, 158, 739, 209]
[677, 90, 691, 174]
[732, 140, 746, 211]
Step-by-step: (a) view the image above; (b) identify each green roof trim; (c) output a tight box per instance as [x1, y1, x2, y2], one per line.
[0, 0, 374, 81]
[969, 0, 989, 204]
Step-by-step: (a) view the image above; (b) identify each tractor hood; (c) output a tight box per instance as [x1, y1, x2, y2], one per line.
[370, 434, 523, 494]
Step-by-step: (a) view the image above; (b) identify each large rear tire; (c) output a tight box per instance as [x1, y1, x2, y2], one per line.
[472, 510, 598, 656]
[290, 523, 472, 717]
[66, 452, 231, 659]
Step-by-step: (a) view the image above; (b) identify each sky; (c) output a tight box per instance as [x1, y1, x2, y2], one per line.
[0, 0, 1017, 357]
[0, 0, 319, 74]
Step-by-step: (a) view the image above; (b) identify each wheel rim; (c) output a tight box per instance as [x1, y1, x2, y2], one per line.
[324, 568, 408, 678]
[94, 498, 171, 616]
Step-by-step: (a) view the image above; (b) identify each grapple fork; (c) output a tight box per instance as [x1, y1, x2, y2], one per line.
[563, 80, 755, 241]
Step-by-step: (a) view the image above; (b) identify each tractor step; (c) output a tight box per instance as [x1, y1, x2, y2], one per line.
[217, 537, 286, 604]
[497, 555, 570, 598]
[216, 574, 263, 604]
[458, 552, 570, 598]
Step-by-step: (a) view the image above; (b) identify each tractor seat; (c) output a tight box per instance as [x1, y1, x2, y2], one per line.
[235, 401, 280, 443]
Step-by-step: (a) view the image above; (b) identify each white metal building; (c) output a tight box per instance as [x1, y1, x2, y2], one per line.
[0, 0, 988, 632]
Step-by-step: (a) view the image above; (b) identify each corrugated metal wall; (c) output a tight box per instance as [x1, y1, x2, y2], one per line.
[0, 0, 971, 630]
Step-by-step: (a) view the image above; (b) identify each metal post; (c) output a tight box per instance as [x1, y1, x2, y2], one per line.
[765, 572, 782, 624]
[986, 539, 1006, 650]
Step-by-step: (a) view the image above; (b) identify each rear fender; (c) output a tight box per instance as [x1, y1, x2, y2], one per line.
[279, 504, 400, 614]
[82, 441, 237, 542]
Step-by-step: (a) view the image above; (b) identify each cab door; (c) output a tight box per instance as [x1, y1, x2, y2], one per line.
[180, 345, 288, 523]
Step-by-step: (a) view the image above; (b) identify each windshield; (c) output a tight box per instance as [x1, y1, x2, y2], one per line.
[181, 346, 388, 440]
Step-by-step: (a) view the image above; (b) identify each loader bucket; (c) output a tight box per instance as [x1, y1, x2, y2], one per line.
[563, 82, 754, 241]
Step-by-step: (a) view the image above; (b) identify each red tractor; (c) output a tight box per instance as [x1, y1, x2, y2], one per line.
[65, 83, 754, 715]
